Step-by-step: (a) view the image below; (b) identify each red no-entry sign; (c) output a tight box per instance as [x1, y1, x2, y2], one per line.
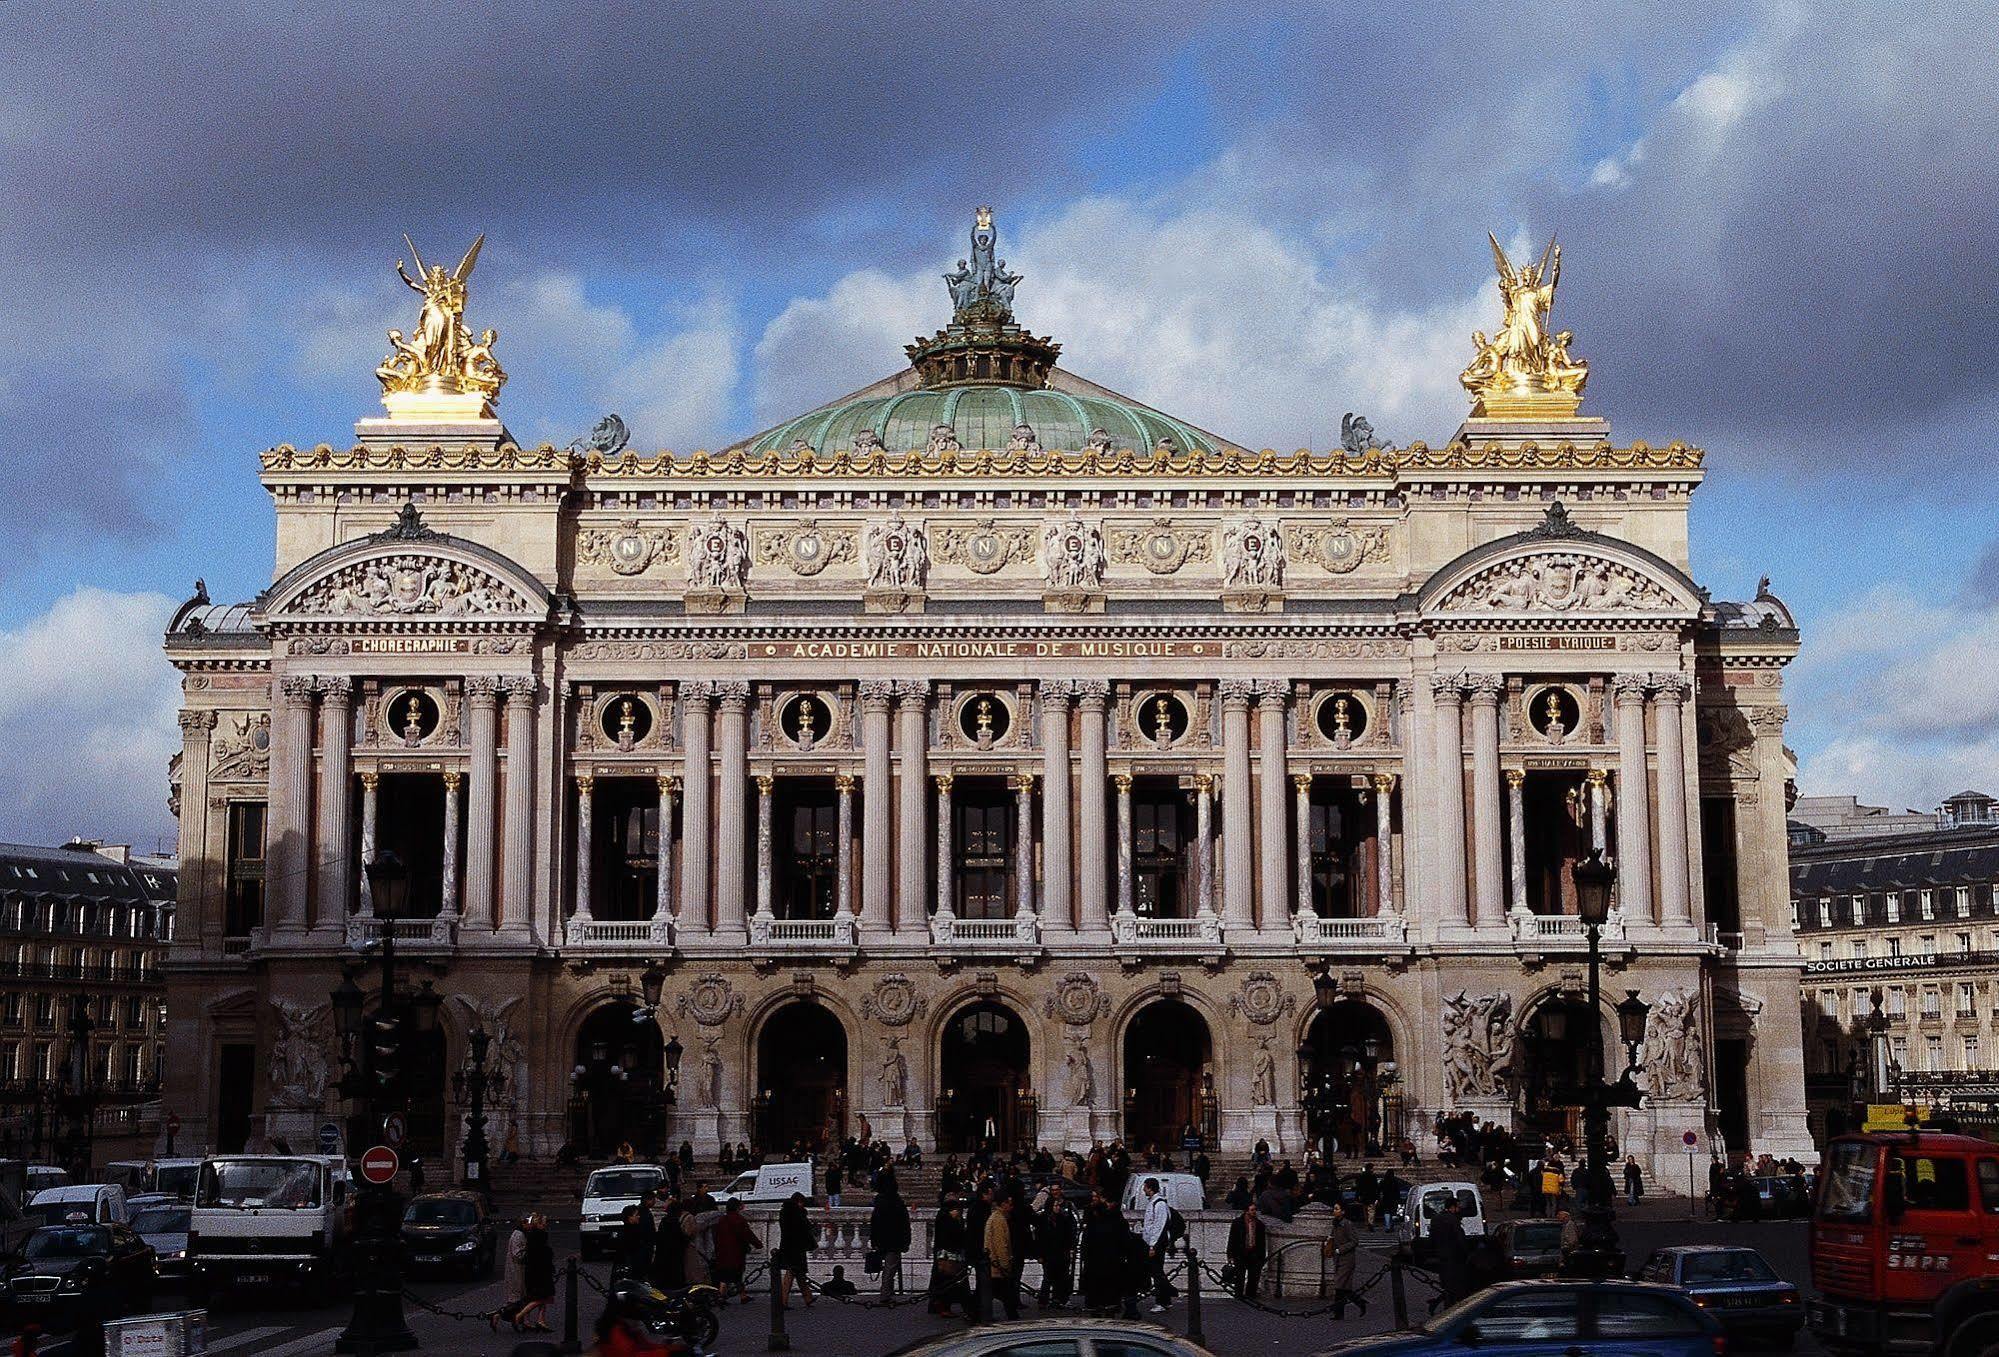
[360, 1145, 400, 1185]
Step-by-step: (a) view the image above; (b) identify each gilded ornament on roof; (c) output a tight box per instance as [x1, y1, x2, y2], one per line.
[1461, 234, 1589, 419]
[375, 233, 506, 419]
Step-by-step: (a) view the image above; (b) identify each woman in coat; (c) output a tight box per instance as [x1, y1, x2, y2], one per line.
[519, 1213, 556, 1332]
[1079, 1194, 1132, 1314]
[490, 1217, 529, 1332]
[775, 1192, 817, 1308]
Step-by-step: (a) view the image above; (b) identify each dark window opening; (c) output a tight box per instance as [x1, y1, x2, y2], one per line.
[778, 783, 841, 920]
[1132, 784, 1190, 918]
[954, 785, 1015, 920]
[224, 802, 267, 938]
[1701, 798, 1742, 934]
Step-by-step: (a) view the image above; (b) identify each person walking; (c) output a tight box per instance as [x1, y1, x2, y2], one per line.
[1139, 1177, 1174, 1314]
[1623, 1156, 1644, 1207]
[614, 1201, 655, 1283]
[826, 1159, 844, 1208]
[1224, 1200, 1266, 1302]
[518, 1213, 555, 1333]
[490, 1216, 529, 1333]
[1323, 1203, 1368, 1318]
[711, 1199, 759, 1303]
[1035, 1184, 1077, 1308]
[1431, 1197, 1472, 1306]
[868, 1172, 912, 1300]
[775, 1191, 818, 1308]
[1079, 1194, 1128, 1314]
[984, 1195, 1020, 1319]
[928, 1197, 973, 1318]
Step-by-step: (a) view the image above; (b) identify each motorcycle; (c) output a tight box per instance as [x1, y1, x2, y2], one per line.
[603, 1277, 724, 1354]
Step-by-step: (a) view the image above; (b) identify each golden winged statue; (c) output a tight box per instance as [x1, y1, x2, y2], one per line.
[1461, 232, 1588, 419]
[376, 233, 506, 417]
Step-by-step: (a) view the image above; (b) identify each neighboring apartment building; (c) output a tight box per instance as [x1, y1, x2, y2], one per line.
[1794, 797, 1999, 1139]
[0, 841, 175, 1158]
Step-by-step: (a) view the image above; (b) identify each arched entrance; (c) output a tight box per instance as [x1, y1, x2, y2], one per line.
[755, 1004, 847, 1156]
[570, 1003, 666, 1157]
[938, 1003, 1031, 1154]
[1517, 997, 1600, 1143]
[1124, 1001, 1214, 1153]
[1302, 1001, 1397, 1159]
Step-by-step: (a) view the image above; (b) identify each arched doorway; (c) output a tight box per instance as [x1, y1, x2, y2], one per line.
[1124, 1001, 1214, 1153]
[1517, 997, 1600, 1143]
[755, 1004, 847, 1156]
[1302, 1001, 1396, 1159]
[938, 1003, 1031, 1154]
[570, 1003, 666, 1157]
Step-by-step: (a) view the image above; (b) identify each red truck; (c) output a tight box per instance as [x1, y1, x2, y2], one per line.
[1810, 1132, 1999, 1356]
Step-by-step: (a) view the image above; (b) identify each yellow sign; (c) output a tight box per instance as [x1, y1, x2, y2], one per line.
[1863, 1103, 1921, 1132]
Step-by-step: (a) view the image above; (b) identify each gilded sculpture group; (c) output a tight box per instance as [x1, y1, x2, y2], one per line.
[376, 233, 508, 404]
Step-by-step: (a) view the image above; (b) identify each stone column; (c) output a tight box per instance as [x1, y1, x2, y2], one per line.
[1193, 772, 1215, 921]
[1038, 682, 1073, 932]
[678, 683, 714, 934]
[654, 776, 676, 932]
[895, 681, 929, 938]
[270, 674, 317, 940]
[1587, 768, 1609, 856]
[754, 774, 775, 922]
[834, 773, 856, 922]
[498, 676, 538, 941]
[858, 681, 895, 935]
[1255, 681, 1290, 931]
[312, 677, 354, 938]
[573, 774, 596, 927]
[1467, 673, 1505, 930]
[440, 771, 462, 920]
[933, 774, 956, 924]
[174, 711, 216, 950]
[1430, 674, 1469, 928]
[713, 681, 751, 942]
[1505, 769, 1529, 916]
[463, 677, 499, 933]
[358, 772, 380, 918]
[1075, 681, 1112, 934]
[1372, 773, 1396, 917]
[1652, 674, 1694, 925]
[1612, 674, 1655, 923]
[1113, 772, 1135, 920]
[1219, 680, 1255, 930]
[1292, 772, 1316, 921]
[1013, 771, 1036, 920]
[1399, 680, 1430, 928]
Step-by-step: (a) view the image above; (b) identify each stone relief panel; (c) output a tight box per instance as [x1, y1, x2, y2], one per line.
[292, 555, 532, 616]
[686, 516, 750, 590]
[677, 974, 744, 1027]
[577, 520, 679, 576]
[1227, 970, 1297, 1026]
[1039, 516, 1106, 591]
[1441, 991, 1515, 1101]
[1642, 986, 1706, 1100]
[1437, 552, 1677, 613]
[1045, 972, 1109, 1026]
[1283, 519, 1390, 574]
[753, 520, 858, 577]
[1107, 519, 1212, 576]
[861, 972, 928, 1027]
[1220, 517, 1285, 589]
[1223, 638, 1406, 660]
[268, 1000, 332, 1109]
[931, 519, 1034, 575]
[210, 712, 272, 780]
[864, 515, 929, 590]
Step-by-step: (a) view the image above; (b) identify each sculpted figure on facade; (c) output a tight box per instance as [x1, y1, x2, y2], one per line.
[377, 234, 506, 405]
[1064, 1038, 1095, 1108]
[268, 1000, 332, 1109]
[1221, 518, 1285, 589]
[865, 515, 929, 591]
[1007, 423, 1041, 453]
[1250, 1038, 1277, 1107]
[294, 555, 528, 617]
[925, 424, 962, 457]
[698, 1038, 724, 1109]
[1447, 553, 1672, 613]
[1643, 986, 1707, 1100]
[1441, 991, 1515, 1101]
[879, 1037, 908, 1108]
[686, 516, 749, 590]
[1040, 515, 1105, 591]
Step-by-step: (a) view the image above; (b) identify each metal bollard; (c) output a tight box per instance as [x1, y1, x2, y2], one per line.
[1184, 1246, 1205, 1346]
[768, 1264, 791, 1351]
[561, 1256, 581, 1354]
[1390, 1253, 1409, 1332]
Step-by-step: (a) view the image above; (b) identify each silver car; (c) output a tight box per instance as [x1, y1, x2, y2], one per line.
[129, 1203, 191, 1284]
[885, 1318, 1217, 1357]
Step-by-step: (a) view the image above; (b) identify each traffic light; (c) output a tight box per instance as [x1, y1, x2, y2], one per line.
[369, 1013, 401, 1094]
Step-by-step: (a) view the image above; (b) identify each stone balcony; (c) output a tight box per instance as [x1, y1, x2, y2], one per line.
[1292, 912, 1410, 953]
[930, 913, 1040, 955]
[1509, 909, 1632, 955]
[1110, 911, 1224, 961]
[565, 916, 675, 951]
[749, 912, 858, 957]
[345, 914, 458, 952]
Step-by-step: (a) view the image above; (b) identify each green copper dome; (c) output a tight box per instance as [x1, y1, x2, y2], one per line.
[744, 383, 1223, 456]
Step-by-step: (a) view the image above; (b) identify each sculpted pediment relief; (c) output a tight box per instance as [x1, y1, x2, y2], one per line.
[1433, 550, 1683, 615]
[291, 552, 535, 617]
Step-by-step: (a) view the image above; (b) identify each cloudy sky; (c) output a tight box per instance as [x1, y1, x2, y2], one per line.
[2, 0, 1995, 848]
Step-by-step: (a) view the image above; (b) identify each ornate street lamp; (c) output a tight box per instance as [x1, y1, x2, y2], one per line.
[1559, 849, 1644, 1281]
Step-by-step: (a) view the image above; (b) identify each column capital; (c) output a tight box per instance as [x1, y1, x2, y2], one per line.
[657, 774, 680, 794]
[316, 675, 354, 702]
[1218, 678, 1255, 709]
[464, 675, 501, 703]
[1253, 678, 1289, 707]
[858, 679, 895, 712]
[892, 679, 929, 706]
[1611, 672, 1652, 703]
[279, 674, 318, 704]
[833, 771, 856, 793]
[1464, 672, 1505, 704]
[1073, 678, 1111, 709]
[755, 772, 775, 795]
[1649, 672, 1691, 702]
[443, 770, 463, 791]
[677, 679, 715, 703]
[934, 772, 955, 793]
[575, 772, 596, 794]
[1291, 771, 1313, 793]
[1504, 768, 1525, 788]
[1112, 771, 1133, 794]
[1036, 678, 1076, 704]
[1429, 671, 1466, 703]
[360, 770, 380, 790]
[1193, 771, 1214, 794]
[1586, 767, 1609, 787]
[1372, 771, 1398, 794]
[712, 680, 751, 710]
[1012, 770, 1037, 794]
[177, 709, 217, 734]
[499, 675, 539, 704]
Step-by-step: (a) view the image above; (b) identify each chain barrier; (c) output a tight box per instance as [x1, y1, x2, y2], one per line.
[399, 1288, 506, 1324]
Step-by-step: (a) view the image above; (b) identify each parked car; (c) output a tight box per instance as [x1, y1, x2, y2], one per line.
[1394, 1181, 1484, 1261]
[884, 1316, 1218, 1356]
[580, 1165, 672, 1259]
[24, 1167, 69, 1197]
[105, 1159, 203, 1203]
[129, 1202, 193, 1285]
[1493, 1218, 1567, 1278]
[1637, 1244, 1803, 1349]
[401, 1191, 497, 1278]
[26, 1183, 130, 1228]
[0, 1224, 157, 1330]
[1313, 1279, 1725, 1357]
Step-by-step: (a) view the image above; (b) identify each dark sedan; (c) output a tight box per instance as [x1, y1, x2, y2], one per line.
[1314, 1280, 1725, 1357]
[1, 1224, 156, 1329]
[1493, 1219, 1567, 1278]
[1637, 1244, 1803, 1349]
[401, 1191, 496, 1278]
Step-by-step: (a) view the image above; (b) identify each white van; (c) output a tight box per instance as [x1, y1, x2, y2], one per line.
[711, 1161, 814, 1206]
[579, 1164, 670, 1259]
[1395, 1181, 1485, 1258]
[1120, 1172, 1205, 1214]
[26, 1183, 130, 1227]
[189, 1154, 352, 1293]
[106, 1158, 204, 1201]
